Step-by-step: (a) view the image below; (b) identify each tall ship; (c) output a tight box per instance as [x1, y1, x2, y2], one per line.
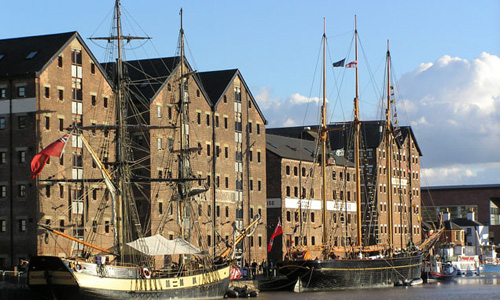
[273, 18, 429, 292]
[26, 1, 258, 299]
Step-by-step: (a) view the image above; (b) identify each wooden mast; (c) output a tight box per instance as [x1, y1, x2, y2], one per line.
[321, 19, 328, 248]
[353, 15, 362, 247]
[385, 40, 394, 256]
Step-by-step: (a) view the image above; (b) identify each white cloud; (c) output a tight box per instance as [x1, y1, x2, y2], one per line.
[254, 88, 322, 128]
[421, 163, 500, 187]
[399, 52, 500, 179]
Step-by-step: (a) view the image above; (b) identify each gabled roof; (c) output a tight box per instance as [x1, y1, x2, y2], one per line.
[102, 57, 180, 102]
[196, 69, 268, 124]
[443, 220, 463, 231]
[195, 69, 238, 106]
[266, 121, 423, 156]
[452, 218, 484, 227]
[266, 134, 353, 167]
[0, 31, 77, 77]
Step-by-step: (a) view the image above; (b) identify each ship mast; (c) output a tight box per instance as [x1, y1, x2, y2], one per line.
[353, 16, 362, 247]
[321, 19, 328, 248]
[177, 8, 191, 241]
[385, 40, 394, 256]
[90, 0, 151, 261]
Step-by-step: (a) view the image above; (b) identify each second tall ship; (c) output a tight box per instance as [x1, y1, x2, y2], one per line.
[272, 18, 425, 292]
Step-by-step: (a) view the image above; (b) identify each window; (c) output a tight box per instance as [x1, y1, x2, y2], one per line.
[257, 152, 261, 163]
[157, 106, 162, 118]
[18, 87, 25, 97]
[250, 179, 253, 191]
[103, 97, 108, 108]
[58, 56, 63, 67]
[225, 176, 229, 188]
[294, 166, 298, 176]
[197, 112, 201, 124]
[18, 219, 26, 232]
[91, 95, 96, 106]
[207, 144, 211, 156]
[159, 202, 163, 215]
[196, 89, 200, 97]
[71, 50, 82, 64]
[58, 89, 63, 101]
[225, 146, 229, 158]
[0, 117, 5, 130]
[18, 151, 26, 163]
[215, 116, 219, 127]
[105, 221, 110, 233]
[286, 211, 291, 222]
[249, 150, 253, 162]
[0, 220, 6, 232]
[286, 166, 290, 175]
[59, 118, 64, 131]
[206, 114, 210, 126]
[223, 95, 227, 103]
[216, 145, 220, 158]
[44, 87, 50, 98]
[257, 124, 260, 135]
[18, 116, 26, 129]
[18, 184, 26, 197]
[258, 180, 261, 191]
[168, 107, 172, 119]
[248, 122, 252, 133]
[91, 62, 96, 74]
[0, 186, 6, 198]
[157, 137, 163, 150]
[224, 117, 228, 129]
[26, 51, 38, 59]
[286, 186, 290, 197]
[45, 185, 51, 197]
[45, 116, 50, 130]
[0, 152, 6, 164]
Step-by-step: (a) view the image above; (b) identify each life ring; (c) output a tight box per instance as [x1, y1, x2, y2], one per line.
[141, 267, 151, 279]
[73, 262, 83, 273]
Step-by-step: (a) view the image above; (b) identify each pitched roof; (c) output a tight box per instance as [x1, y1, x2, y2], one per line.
[102, 57, 180, 102]
[452, 218, 484, 227]
[266, 134, 353, 167]
[266, 121, 423, 156]
[195, 69, 238, 106]
[0, 31, 77, 77]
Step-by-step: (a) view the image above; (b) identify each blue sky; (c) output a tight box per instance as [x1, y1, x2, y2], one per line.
[2, 0, 499, 186]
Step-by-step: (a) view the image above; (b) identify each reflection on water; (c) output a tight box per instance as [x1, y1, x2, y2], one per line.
[258, 275, 500, 300]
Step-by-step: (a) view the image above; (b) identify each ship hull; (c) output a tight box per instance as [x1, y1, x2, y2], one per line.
[277, 253, 422, 292]
[28, 256, 230, 299]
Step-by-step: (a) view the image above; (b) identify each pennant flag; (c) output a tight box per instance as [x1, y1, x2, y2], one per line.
[267, 220, 283, 252]
[345, 61, 357, 68]
[31, 133, 70, 179]
[390, 99, 395, 104]
[394, 119, 399, 125]
[393, 113, 398, 118]
[332, 58, 345, 67]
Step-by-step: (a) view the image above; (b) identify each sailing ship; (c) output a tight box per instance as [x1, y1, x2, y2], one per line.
[26, 1, 258, 299]
[274, 18, 424, 292]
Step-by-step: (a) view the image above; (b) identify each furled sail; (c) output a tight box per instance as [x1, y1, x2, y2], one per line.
[126, 234, 201, 255]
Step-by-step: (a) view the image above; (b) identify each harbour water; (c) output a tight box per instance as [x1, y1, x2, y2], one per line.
[257, 276, 500, 300]
[1, 275, 499, 299]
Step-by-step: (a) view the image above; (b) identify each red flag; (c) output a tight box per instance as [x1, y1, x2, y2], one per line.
[345, 61, 357, 68]
[267, 220, 283, 252]
[30, 133, 70, 179]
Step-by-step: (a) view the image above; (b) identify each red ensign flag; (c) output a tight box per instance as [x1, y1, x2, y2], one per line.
[30, 133, 70, 179]
[267, 220, 283, 252]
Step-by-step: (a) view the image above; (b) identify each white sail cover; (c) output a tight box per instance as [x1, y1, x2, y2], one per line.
[126, 234, 201, 255]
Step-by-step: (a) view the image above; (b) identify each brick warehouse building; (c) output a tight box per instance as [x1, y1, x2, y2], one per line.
[421, 184, 500, 245]
[0, 32, 268, 269]
[102, 57, 268, 265]
[266, 133, 357, 262]
[0, 32, 115, 268]
[267, 121, 422, 258]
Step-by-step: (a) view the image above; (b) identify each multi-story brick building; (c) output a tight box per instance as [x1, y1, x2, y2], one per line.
[0, 31, 268, 269]
[0, 32, 115, 269]
[103, 57, 269, 264]
[421, 184, 500, 245]
[267, 120, 422, 259]
[266, 133, 357, 262]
